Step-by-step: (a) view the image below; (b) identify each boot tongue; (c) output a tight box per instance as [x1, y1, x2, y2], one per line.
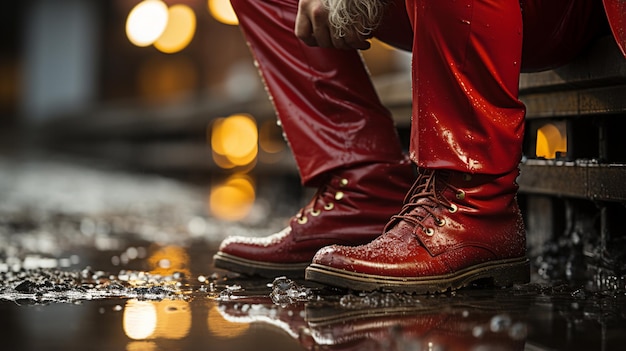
[383, 169, 444, 235]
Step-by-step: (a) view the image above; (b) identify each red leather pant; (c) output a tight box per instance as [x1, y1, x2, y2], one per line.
[230, 0, 605, 184]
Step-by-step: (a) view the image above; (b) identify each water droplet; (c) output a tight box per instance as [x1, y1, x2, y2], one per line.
[472, 325, 485, 338]
[508, 322, 528, 340]
[490, 314, 512, 332]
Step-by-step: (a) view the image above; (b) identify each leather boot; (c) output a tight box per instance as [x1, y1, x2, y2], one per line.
[213, 160, 414, 278]
[306, 168, 529, 293]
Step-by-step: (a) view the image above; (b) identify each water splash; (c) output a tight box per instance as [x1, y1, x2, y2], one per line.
[269, 276, 313, 306]
[0, 267, 189, 304]
[338, 291, 421, 309]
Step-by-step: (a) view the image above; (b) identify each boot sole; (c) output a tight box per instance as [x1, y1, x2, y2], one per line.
[213, 252, 310, 278]
[305, 257, 530, 294]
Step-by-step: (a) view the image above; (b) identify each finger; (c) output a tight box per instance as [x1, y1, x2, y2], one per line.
[294, 11, 318, 46]
[342, 32, 372, 50]
[311, 19, 334, 48]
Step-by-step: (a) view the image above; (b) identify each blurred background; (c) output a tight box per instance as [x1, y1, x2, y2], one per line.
[0, 0, 412, 222]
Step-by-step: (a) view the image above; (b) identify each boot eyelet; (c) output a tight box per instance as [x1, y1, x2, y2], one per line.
[310, 209, 321, 217]
[435, 218, 446, 227]
[297, 216, 308, 224]
[456, 190, 465, 200]
[424, 227, 435, 236]
[449, 204, 458, 213]
[340, 178, 349, 187]
[335, 191, 344, 201]
[324, 203, 334, 210]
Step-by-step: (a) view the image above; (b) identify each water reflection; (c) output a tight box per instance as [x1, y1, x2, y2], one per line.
[123, 299, 191, 340]
[217, 292, 529, 351]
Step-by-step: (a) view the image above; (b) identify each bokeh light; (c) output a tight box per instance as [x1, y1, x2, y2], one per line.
[154, 4, 196, 54]
[126, 0, 169, 47]
[211, 114, 258, 168]
[124, 300, 158, 340]
[208, 0, 239, 25]
[147, 245, 190, 277]
[153, 300, 191, 340]
[137, 55, 198, 102]
[209, 175, 255, 221]
[123, 300, 191, 340]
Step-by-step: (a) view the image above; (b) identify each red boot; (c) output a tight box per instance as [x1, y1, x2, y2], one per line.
[305, 168, 529, 293]
[213, 160, 414, 278]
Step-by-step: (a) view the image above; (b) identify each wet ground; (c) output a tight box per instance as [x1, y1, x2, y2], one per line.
[1, 154, 625, 351]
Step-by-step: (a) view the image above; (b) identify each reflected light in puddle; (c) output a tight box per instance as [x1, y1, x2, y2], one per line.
[123, 300, 191, 340]
[208, 0, 239, 25]
[209, 175, 255, 221]
[126, 0, 169, 47]
[154, 4, 196, 54]
[127, 341, 157, 351]
[207, 302, 250, 338]
[154, 300, 192, 339]
[124, 300, 158, 340]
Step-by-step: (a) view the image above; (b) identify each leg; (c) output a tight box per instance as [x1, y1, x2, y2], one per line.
[408, 0, 525, 174]
[213, 0, 415, 277]
[230, 0, 407, 185]
[306, 0, 529, 293]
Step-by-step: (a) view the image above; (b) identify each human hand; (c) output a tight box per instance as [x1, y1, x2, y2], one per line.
[294, 0, 380, 50]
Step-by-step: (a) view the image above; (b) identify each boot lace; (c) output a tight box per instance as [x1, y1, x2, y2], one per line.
[384, 169, 458, 236]
[295, 176, 348, 224]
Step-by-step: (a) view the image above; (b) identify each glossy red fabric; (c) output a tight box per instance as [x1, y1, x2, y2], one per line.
[230, 0, 406, 186]
[603, 0, 626, 57]
[402, 0, 525, 175]
[231, 0, 606, 180]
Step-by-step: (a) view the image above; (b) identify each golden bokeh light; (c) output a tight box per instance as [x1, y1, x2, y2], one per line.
[123, 300, 191, 341]
[153, 300, 192, 340]
[137, 56, 198, 102]
[147, 245, 190, 277]
[124, 300, 158, 340]
[126, 341, 157, 351]
[208, 0, 239, 25]
[207, 302, 250, 338]
[154, 4, 197, 54]
[536, 122, 567, 159]
[209, 175, 255, 221]
[211, 114, 258, 168]
[126, 0, 169, 47]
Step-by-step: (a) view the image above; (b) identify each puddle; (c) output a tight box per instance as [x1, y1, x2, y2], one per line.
[1, 155, 625, 350]
[2, 251, 625, 351]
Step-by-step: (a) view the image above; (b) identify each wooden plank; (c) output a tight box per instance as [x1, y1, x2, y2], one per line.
[519, 160, 626, 201]
[521, 85, 626, 118]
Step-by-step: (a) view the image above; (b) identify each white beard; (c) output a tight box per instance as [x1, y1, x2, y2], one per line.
[322, 0, 387, 39]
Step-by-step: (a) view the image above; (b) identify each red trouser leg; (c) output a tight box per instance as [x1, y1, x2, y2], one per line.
[230, 0, 408, 186]
[404, 0, 526, 175]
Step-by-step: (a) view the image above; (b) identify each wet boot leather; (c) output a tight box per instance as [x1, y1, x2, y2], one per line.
[306, 168, 529, 293]
[213, 160, 414, 278]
